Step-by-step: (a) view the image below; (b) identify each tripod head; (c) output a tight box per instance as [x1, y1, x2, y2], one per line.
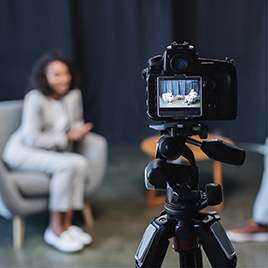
[145, 122, 246, 215]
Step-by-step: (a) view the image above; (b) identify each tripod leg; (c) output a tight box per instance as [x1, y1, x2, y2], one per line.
[179, 247, 203, 268]
[135, 214, 176, 268]
[194, 212, 237, 267]
[195, 247, 203, 267]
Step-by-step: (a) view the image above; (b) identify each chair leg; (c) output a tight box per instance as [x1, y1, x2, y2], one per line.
[13, 216, 25, 249]
[147, 190, 166, 208]
[83, 202, 94, 227]
[213, 160, 224, 210]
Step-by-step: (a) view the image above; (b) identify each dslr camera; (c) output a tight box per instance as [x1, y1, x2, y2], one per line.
[142, 41, 237, 121]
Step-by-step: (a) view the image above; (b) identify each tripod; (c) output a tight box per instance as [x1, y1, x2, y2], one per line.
[135, 122, 246, 268]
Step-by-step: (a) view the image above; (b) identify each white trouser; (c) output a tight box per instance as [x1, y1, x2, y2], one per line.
[11, 149, 88, 212]
[253, 137, 268, 225]
[3, 131, 108, 211]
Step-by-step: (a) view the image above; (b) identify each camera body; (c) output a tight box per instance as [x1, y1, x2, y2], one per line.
[143, 42, 237, 121]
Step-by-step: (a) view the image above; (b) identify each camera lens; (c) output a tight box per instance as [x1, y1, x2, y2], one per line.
[171, 54, 190, 73]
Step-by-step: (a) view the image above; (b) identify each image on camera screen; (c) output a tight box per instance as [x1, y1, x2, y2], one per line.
[157, 76, 202, 118]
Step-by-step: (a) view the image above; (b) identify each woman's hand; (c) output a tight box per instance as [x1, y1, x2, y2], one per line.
[66, 123, 94, 141]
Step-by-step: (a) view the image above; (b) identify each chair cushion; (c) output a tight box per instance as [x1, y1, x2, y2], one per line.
[9, 171, 50, 197]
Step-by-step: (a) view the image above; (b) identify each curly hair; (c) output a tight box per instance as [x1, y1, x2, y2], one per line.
[27, 51, 80, 95]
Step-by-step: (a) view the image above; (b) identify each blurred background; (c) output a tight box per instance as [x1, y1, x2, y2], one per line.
[0, 1, 267, 267]
[0, 0, 267, 145]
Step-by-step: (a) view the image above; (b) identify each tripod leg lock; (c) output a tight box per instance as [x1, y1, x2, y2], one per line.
[194, 211, 237, 267]
[135, 214, 176, 268]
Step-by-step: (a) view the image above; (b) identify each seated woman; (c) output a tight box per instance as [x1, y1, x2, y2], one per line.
[2, 51, 106, 253]
[162, 89, 174, 105]
[184, 89, 198, 105]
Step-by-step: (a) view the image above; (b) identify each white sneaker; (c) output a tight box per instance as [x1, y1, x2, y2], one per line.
[226, 230, 268, 243]
[44, 228, 84, 252]
[68, 225, 93, 245]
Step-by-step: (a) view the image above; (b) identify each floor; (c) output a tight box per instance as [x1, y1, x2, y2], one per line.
[0, 144, 267, 268]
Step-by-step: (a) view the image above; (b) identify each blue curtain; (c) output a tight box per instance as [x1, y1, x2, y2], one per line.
[0, 0, 266, 143]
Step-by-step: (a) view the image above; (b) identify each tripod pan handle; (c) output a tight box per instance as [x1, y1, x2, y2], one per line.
[201, 139, 246, 165]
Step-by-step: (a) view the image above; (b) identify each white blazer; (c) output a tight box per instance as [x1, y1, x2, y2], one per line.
[3, 89, 85, 167]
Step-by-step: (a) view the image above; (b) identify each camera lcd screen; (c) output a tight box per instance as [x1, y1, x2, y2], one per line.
[157, 76, 202, 119]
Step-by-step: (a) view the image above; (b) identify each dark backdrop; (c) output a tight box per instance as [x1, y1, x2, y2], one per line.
[0, 0, 266, 144]
[174, 0, 267, 144]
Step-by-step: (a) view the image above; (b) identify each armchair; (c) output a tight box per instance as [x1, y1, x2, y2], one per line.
[0, 100, 107, 248]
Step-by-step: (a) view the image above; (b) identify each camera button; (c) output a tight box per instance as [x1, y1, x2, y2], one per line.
[208, 103, 217, 110]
